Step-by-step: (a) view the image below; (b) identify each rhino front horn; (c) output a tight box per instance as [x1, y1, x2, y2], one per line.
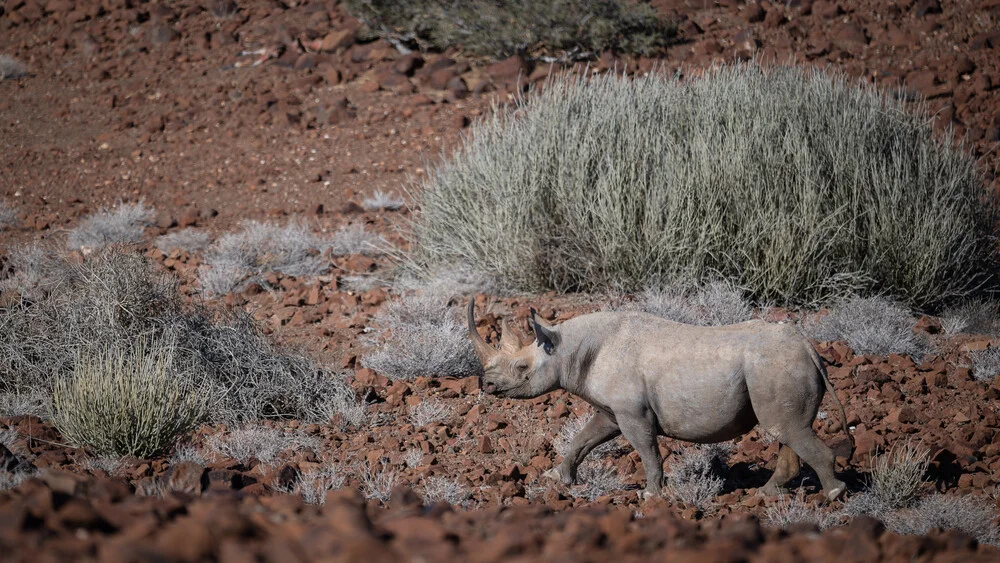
[467, 298, 497, 364]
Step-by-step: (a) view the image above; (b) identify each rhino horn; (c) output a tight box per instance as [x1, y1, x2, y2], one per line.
[467, 298, 497, 364]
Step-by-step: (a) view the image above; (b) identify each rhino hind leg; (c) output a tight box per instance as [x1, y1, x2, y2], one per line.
[780, 427, 846, 501]
[760, 444, 801, 496]
[617, 414, 663, 499]
[549, 411, 621, 485]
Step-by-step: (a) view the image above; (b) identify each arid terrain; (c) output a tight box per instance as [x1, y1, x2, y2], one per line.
[3, 0, 1000, 561]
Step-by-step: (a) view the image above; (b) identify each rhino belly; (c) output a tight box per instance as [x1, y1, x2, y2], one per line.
[649, 370, 759, 443]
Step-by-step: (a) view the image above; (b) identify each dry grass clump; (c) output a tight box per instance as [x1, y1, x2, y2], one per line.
[409, 63, 996, 308]
[0, 246, 365, 430]
[805, 295, 929, 358]
[329, 224, 385, 256]
[615, 281, 753, 326]
[358, 459, 398, 502]
[665, 443, 731, 512]
[764, 489, 842, 530]
[421, 476, 470, 506]
[294, 464, 346, 505]
[207, 424, 320, 465]
[361, 293, 480, 380]
[155, 228, 211, 253]
[573, 461, 626, 501]
[408, 398, 453, 427]
[51, 338, 206, 458]
[362, 190, 405, 211]
[345, 0, 673, 59]
[837, 441, 1000, 546]
[940, 300, 1000, 335]
[969, 347, 1000, 381]
[0, 201, 17, 230]
[67, 201, 154, 251]
[0, 55, 28, 81]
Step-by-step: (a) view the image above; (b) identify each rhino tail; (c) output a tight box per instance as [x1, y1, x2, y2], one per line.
[809, 345, 854, 463]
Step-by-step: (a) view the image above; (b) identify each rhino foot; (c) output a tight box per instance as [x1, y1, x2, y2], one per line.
[637, 488, 660, 501]
[542, 468, 561, 482]
[825, 481, 846, 502]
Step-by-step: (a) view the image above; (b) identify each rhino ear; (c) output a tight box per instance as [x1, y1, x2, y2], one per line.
[530, 307, 560, 355]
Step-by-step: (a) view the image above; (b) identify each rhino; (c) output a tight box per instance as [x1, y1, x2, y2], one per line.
[467, 299, 852, 501]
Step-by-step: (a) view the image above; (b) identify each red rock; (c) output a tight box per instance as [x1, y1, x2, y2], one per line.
[486, 55, 528, 83]
[913, 0, 942, 17]
[743, 2, 765, 23]
[149, 24, 180, 45]
[321, 29, 355, 52]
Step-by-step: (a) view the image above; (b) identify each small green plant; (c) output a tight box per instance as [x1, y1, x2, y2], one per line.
[51, 338, 205, 458]
[345, 0, 673, 59]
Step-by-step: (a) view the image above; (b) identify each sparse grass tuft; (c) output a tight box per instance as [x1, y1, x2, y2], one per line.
[361, 293, 480, 380]
[362, 190, 405, 212]
[358, 459, 397, 502]
[572, 460, 625, 500]
[67, 201, 154, 251]
[764, 489, 842, 530]
[171, 444, 207, 466]
[155, 229, 211, 253]
[0, 246, 365, 427]
[294, 464, 346, 505]
[0, 201, 17, 230]
[198, 220, 329, 296]
[0, 55, 28, 81]
[805, 295, 929, 358]
[867, 440, 930, 510]
[940, 300, 1000, 335]
[51, 337, 206, 458]
[82, 456, 127, 476]
[330, 224, 386, 256]
[969, 347, 1000, 381]
[345, 0, 673, 59]
[404, 449, 424, 468]
[207, 424, 320, 465]
[409, 63, 997, 308]
[665, 443, 731, 512]
[615, 281, 753, 326]
[408, 398, 453, 427]
[889, 494, 1000, 546]
[421, 475, 469, 506]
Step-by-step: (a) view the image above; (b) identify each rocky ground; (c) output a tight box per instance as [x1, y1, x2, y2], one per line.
[3, 0, 1000, 561]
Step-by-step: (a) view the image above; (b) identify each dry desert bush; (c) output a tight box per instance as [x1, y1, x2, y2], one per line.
[804, 295, 930, 358]
[67, 201, 154, 251]
[409, 63, 997, 309]
[345, 0, 673, 59]
[0, 55, 28, 80]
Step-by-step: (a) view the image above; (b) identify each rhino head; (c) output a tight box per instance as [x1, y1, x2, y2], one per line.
[467, 299, 561, 399]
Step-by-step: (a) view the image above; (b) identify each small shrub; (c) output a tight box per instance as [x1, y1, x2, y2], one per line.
[0, 390, 48, 418]
[409, 63, 997, 308]
[330, 224, 385, 256]
[345, 0, 673, 59]
[806, 295, 929, 358]
[421, 476, 469, 506]
[0, 246, 364, 427]
[82, 456, 126, 476]
[198, 220, 330, 296]
[0, 201, 16, 230]
[0, 55, 28, 81]
[969, 347, 1000, 381]
[408, 399, 453, 427]
[67, 201, 154, 251]
[764, 489, 842, 530]
[295, 464, 346, 505]
[208, 0, 239, 18]
[889, 494, 1000, 546]
[362, 190, 405, 211]
[0, 470, 33, 491]
[665, 444, 731, 511]
[171, 444, 207, 465]
[51, 338, 206, 458]
[361, 294, 480, 380]
[616, 281, 753, 326]
[358, 459, 397, 502]
[573, 460, 625, 501]
[155, 229, 211, 253]
[940, 300, 1000, 335]
[867, 440, 930, 510]
[207, 425, 319, 465]
[403, 449, 424, 468]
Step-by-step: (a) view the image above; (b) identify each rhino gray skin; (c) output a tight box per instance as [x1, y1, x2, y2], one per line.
[467, 299, 853, 501]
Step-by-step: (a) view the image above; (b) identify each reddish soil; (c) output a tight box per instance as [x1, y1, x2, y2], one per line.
[3, 0, 1000, 561]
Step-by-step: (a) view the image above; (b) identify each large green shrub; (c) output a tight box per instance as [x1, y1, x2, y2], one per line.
[408, 63, 998, 308]
[345, 0, 673, 59]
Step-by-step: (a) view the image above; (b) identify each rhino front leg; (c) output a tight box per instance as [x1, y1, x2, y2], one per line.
[618, 414, 663, 499]
[546, 411, 621, 485]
